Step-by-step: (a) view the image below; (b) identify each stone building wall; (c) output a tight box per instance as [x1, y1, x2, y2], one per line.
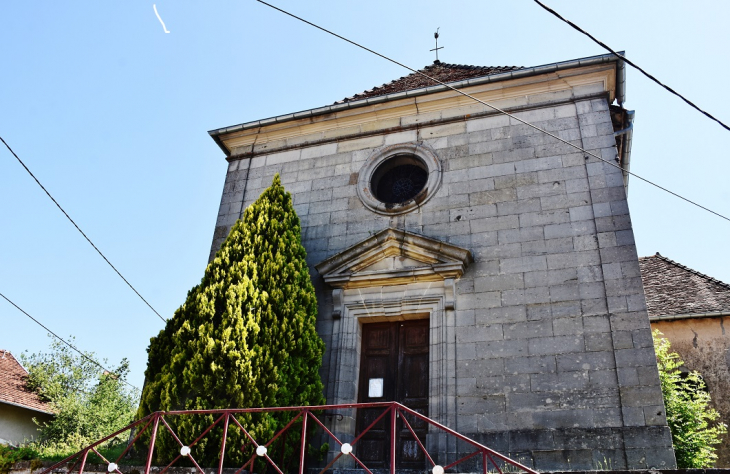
[209, 87, 675, 470]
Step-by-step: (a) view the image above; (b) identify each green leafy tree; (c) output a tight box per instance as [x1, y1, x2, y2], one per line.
[20, 338, 138, 455]
[653, 330, 727, 468]
[137, 174, 325, 467]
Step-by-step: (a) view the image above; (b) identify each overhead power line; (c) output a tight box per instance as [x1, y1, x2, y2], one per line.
[0, 136, 166, 323]
[532, 0, 730, 133]
[253, 0, 730, 224]
[0, 291, 140, 392]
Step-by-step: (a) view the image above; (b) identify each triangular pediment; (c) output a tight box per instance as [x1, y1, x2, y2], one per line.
[315, 228, 472, 289]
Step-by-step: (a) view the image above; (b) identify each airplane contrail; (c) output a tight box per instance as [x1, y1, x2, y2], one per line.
[153, 4, 170, 33]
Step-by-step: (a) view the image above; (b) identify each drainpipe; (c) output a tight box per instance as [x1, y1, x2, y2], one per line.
[616, 52, 626, 106]
[614, 110, 635, 194]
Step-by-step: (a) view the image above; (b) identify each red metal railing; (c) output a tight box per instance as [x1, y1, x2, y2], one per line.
[37, 402, 538, 474]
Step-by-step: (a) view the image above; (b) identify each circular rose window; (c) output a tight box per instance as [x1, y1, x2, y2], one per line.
[357, 143, 442, 215]
[371, 155, 429, 204]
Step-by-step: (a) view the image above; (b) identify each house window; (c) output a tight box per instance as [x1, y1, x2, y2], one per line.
[357, 143, 442, 215]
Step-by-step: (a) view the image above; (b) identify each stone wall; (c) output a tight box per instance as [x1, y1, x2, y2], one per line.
[8, 463, 240, 474]
[12, 460, 730, 474]
[209, 93, 675, 470]
[11, 464, 730, 474]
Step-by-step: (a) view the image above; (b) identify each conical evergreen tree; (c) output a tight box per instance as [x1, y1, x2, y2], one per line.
[137, 174, 325, 466]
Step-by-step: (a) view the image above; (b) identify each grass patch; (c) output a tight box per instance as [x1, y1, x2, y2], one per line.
[33, 441, 145, 466]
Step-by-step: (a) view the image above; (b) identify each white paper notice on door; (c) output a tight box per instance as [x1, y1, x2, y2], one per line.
[368, 378, 384, 398]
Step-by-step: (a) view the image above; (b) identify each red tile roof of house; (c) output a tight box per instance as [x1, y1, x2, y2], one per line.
[0, 350, 53, 414]
[639, 253, 730, 317]
[335, 60, 523, 104]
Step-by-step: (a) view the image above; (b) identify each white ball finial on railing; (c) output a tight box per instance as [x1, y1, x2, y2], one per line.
[107, 463, 118, 473]
[340, 443, 353, 455]
[432, 465, 444, 474]
[180, 446, 191, 456]
[256, 445, 268, 457]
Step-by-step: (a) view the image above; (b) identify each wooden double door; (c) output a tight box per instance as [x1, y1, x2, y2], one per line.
[356, 319, 429, 469]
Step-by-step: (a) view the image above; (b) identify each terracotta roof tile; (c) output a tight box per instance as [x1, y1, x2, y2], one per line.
[639, 253, 730, 317]
[335, 60, 523, 104]
[0, 350, 53, 414]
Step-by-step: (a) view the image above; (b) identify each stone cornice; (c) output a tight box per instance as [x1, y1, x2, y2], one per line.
[214, 62, 617, 158]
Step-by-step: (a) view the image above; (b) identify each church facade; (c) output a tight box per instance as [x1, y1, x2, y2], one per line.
[207, 53, 676, 470]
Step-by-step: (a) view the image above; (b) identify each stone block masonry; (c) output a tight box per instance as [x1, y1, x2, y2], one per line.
[208, 60, 675, 471]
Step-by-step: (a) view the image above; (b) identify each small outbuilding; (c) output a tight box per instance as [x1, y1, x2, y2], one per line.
[0, 351, 53, 446]
[639, 253, 730, 467]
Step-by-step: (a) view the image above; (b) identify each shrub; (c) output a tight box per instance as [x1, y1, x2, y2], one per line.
[654, 330, 727, 468]
[0, 445, 39, 474]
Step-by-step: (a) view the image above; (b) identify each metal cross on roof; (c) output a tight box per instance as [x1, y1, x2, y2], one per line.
[430, 27, 443, 61]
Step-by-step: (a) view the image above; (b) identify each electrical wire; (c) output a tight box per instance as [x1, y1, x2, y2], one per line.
[532, 0, 730, 133]
[0, 290, 140, 392]
[253, 0, 730, 223]
[0, 136, 167, 322]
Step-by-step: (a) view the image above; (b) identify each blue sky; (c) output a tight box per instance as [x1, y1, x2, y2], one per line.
[1, 1, 728, 391]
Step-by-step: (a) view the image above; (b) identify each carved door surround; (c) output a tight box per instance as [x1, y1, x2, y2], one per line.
[315, 228, 472, 430]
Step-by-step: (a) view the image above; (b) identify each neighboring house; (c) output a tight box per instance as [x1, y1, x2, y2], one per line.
[208, 53, 676, 470]
[0, 350, 53, 446]
[639, 253, 730, 467]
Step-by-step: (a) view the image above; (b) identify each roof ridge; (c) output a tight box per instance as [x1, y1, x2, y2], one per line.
[648, 252, 730, 289]
[336, 61, 523, 104]
[427, 61, 522, 69]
